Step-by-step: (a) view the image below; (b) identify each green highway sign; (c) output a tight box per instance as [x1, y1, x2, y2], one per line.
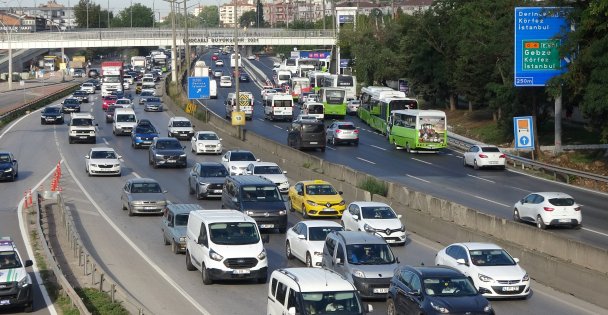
[522, 39, 561, 71]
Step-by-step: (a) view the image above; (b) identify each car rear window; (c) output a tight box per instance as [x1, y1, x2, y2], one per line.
[548, 198, 575, 206]
[302, 123, 324, 133]
[481, 147, 501, 152]
[338, 124, 356, 130]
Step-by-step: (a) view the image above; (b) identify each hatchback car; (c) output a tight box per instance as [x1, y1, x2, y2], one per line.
[215, 60, 224, 67]
[211, 54, 219, 61]
[115, 98, 133, 109]
[221, 150, 260, 175]
[213, 69, 223, 77]
[102, 95, 118, 110]
[285, 220, 343, 267]
[149, 137, 187, 168]
[288, 180, 346, 218]
[341, 202, 406, 245]
[245, 162, 289, 193]
[435, 242, 531, 298]
[513, 192, 582, 229]
[40, 106, 64, 125]
[72, 68, 85, 77]
[0, 152, 18, 181]
[161, 204, 201, 254]
[187, 162, 229, 199]
[326, 121, 359, 146]
[131, 123, 159, 149]
[121, 178, 167, 216]
[387, 265, 494, 315]
[61, 98, 81, 113]
[85, 147, 121, 176]
[239, 72, 250, 82]
[72, 90, 89, 103]
[463, 145, 506, 170]
[190, 131, 222, 155]
[219, 75, 232, 87]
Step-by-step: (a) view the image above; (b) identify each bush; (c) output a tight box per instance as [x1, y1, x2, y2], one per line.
[358, 178, 388, 196]
[76, 288, 129, 315]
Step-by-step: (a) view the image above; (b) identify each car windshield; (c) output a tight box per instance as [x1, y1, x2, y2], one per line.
[71, 118, 92, 126]
[306, 184, 337, 196]
[43, 108, 61, 114]
[175, 214, 189, 226]
[254, 166, 282, 174]
[548, 197, 575, 206]
[105, 96, 117, 101]
[241, 186, 282, 202]
[209, 222, 260, 245]
[135, 126, 157, 134]
[90, 150, 117, 159]
[116, 114, 136, 122]
[64, 99, 79, 105]
[303, 123, 324, 133]
[346, 244, 395, 265]
[155, 140, 182, 150]
[116, 100, 130, 104]
[0, 154, 11, 163]
[308, 226, 343, 241]
[300, 291, 362, 315]
[130, 182, 162, 193]
[469, 249, 516, 266]
[198, 133, 218, 140]
[141, 92, 153, 96]
[74, 91, 86, 95]
[361, 206, 397, 219]
[172, 120, 191, 127]
[147, 98, 161, 103]
[200, 165, 228, 177]
[0, 251, 22, 269]
[230, 152, 256, 161]
[308, 104, 323, 114]
[422, 277, 478, 297]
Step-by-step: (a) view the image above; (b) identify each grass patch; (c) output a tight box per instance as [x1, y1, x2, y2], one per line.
[358, 178, 388, 197]
[76, 288, 129, 315]
[303, 162, 312, 168]
[472, 123, 507, 145]
[569, 150, 602, 164]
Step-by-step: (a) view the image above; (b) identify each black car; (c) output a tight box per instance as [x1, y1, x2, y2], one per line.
[72, 90, 89, 103]
[40, 106, 64, 125]
[188, 162, 229, 199]
[88, 68, 99, 78]
[61, 98, 81, 113]
[148, 137, 187, 168]
[387, 265, 494, 315]
[239, 72, 250, 82]
[0, 151, 18, 181]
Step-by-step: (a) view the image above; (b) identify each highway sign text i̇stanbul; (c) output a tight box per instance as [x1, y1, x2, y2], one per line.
[187, 77, 210, 100]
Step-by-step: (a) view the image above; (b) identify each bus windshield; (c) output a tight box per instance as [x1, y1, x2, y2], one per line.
[389, 99, 418, 111]
[337, 76, 353, 87]
[324, 90, 345, 104]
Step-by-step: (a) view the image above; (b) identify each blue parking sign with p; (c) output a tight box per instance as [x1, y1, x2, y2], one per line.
[513, 116, 534, 149]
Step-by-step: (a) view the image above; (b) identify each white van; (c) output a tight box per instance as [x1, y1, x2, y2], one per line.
[225, 92, 254, 119]
[112, 108, 137, 136]
[264, 93, 293, 121]
[185, 209, 269, 285]
[142, 76, 155, 89]
[267, 268, 372, 315]
[303, 101, 324, 120]
[275, 70, 292, 87]
[209, 79, 217, 99]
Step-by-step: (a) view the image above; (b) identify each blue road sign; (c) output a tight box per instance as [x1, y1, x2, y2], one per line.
[513, 116, 535, 149]
[188, 76, 210, 100]
[514, 7, 570, 87]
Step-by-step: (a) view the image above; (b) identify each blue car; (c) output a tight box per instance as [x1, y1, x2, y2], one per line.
[0, 151, 18, 182]
[131, 122, 159, 149]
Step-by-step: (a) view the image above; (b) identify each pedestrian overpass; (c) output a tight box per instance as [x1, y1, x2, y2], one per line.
[0, 28, 336, 50]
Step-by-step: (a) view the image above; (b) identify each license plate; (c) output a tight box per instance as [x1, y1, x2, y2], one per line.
[79, 136, 87, 139]
[260, 224, 274, 228]
[0, 300, 9, 305]
[322, 208, 333, 212]
[502, 286, 519, 292]
[373, 288, 388, 294]
[167, 160, 176, 163]
[559, 219, 570, 223]
[214, 190, 222, 193]
[233, 269, 250, 274]
[386, 239, 395, 243]
[144, 206, 156, 210]
[489, 161, 498, 164]
[310, 142, 318, 144]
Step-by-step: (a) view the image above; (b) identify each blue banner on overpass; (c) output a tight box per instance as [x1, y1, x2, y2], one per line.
[299, 50, 331, 59]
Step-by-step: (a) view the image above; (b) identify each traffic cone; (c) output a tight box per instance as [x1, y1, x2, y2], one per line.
[27, 189, 33, 206]
[23, 191, 28, 207]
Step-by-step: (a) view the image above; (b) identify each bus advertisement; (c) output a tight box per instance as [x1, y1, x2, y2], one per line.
[319, 87, 347, 117]
[290, 77, 312, 103]
[388, 109, 447, 153]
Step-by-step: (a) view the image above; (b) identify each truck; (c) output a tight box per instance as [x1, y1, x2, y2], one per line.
[101, 61, 124, 97]
[43, 55, 60, 71]
[131, 56, 146, 73]
[69, 56, 86, 75]
[194, 61, 209, 77]
[230, 53, 242, 68]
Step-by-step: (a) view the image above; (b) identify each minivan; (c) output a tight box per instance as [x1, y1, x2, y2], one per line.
[222, 175, 288, 233]
[113, 108, 137, 136]
[287, 118, 326, 152]
[185, 209, 269, 284]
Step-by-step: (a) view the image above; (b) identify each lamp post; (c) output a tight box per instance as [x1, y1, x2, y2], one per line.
[183, 0, 191, 76]
[164, 0, 180, 83]
[233, 0, 242, 136]
[0, 20, 12, 90]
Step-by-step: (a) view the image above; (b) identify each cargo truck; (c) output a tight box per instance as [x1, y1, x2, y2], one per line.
[101, 61, 124, 97]
[131, 56, 146, 73]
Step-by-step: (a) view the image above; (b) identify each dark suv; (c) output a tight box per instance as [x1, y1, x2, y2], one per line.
[287, 117, 326, 152]
[148, 137, 187, 168]
[40, 106, 64, 125]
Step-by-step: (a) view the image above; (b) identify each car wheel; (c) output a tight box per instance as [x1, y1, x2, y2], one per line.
[163, 233, 170, 245]
[201, 263, 213, 285]
[513, 208, 521, 222]
[152, 161, 158, 169]
[474, 160, 480, 170]
[128, 206, 134, 217]
[191, 145, 195, 153]
[537, 215, 547, 229]
[320, 147, 325, 152]
[387, 298, 396, 315]
[353, 140, 359, 146]
[463, 157, 467, 167]
[23, 303, 33, 313]
[171, 240, 179, 254]
[288, 199, 295, 212]
[188, 180, 194, 195]
[574, 223, 583, 230]
[285, 241, 293, 259]
[68, 137, 73, 144]
[302, 204, 308, 218]
[186, 251, 196, 271]
[306, 252, 313, 268]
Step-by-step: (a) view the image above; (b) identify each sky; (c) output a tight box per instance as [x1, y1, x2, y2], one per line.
[1, 0, 230, 16]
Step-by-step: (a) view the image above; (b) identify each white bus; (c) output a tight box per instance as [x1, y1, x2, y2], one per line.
[264, 93, 293, 121]
[308, 71, 331, 94]
[321, 74, 357, 100]
[282, 58, 298, 75]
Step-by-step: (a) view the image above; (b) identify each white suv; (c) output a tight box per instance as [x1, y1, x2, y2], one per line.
[0, 237, 34, 312]
[68, 113, 97, 144]
[80, 82, 95, 94]
[167, 116, 195, 140]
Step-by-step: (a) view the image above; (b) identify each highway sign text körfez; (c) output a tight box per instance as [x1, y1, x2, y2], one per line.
[187, 76, 210, 100]
[514, 7, 571, 87]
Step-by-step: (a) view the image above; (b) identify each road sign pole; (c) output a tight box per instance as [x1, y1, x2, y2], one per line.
[554, 89, 562, 154]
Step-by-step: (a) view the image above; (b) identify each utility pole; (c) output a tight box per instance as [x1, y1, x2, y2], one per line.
[184, 0, 190, 76]
[168, 0, 178, 83]
[234, 0, 241, 136]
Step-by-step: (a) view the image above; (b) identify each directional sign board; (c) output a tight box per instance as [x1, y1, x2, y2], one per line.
[188, 76, 210, 100]
[514, 7, 570, 87]
[239, 94, 250, 107]
[513, 116, 535, 149]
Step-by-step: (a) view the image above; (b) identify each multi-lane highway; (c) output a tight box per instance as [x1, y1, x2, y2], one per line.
[0, 51, 605, 314]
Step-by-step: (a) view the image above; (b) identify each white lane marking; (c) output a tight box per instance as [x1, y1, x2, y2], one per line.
[356, 157, 376, 165]
[504, 185, 531, 193]
[131, 171, 142, 179]
[273, 124, 284, 130]
[447, 153, 454, 156]
[582, 227, 608, 237]
[102, 137, 109, 145]
[369, 144, 387, 151]
[257, 118, 264, 122]
[406, 174, 430, 183]
[18, 166, 60, 315]
[325, 146, 336, 150]
[467, 174, 496, 183]
[471, 195, 510, 207]
[411, 158, 432, 165]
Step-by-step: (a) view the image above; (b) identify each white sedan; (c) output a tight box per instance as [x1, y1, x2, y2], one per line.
[341, 201, 406, 245]
[85, 147, 121, 176]
[463, 145, 506, 170]
[285, 220, 343, 267]
[513, 192, 582, 229]
[115, 98, 133, 109]
[247, 55, 256, 60]
[245, 162, 289, 193]
[215, 60, 224, 67]
[435, 242, 531, 298]
[219, 76, 232, 87]
[190, 131, 222, 155]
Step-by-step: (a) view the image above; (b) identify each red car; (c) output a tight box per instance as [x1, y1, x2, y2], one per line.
[102, 95, 118, 110]
[211, 55, 219, 61]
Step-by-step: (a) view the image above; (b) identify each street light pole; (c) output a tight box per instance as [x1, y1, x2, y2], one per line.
[233, 0, 241, 135]
[183, 0, 190, 76]
[166, 0, 178, 83]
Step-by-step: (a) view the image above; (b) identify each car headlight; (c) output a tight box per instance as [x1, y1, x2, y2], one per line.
[231, 165, 237, 170]
[522, 273, 529, 282]
[179, 237, 186, 243]
[18, 275, 31, 288]
[352, 269, 365, 278]
[400, 225, 406, 232]
[209, 249, 223, 261]
[430, 301, 449, 314]
[279, 210, 287, 215]
[339, 200, 345, 206]
[257, 249, 267, 260]
[363, 224, 374, 232]
[478, 273, 493, 282]
[4, 168, 13, 172]
[484, 303, 493, 313]
[180, 154, 187, 157]
[306, 200, 318, 206]
[198, 182, 209, 186]
[131, 200, 145, 205]
[135, 136, 141, 140]
[155, 154, 164, 158]
[90, 164, 97, 167]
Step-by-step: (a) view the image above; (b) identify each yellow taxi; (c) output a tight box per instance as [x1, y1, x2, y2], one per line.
[288, 180, 346, 218]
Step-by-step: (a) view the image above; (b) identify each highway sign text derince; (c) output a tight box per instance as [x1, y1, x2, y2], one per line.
[514, 7, 571, 87]
[188, 77, 210, 100]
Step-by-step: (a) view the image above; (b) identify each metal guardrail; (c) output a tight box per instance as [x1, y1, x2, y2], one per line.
[0, 82, 79, 120]
[448, 134, 608, 190]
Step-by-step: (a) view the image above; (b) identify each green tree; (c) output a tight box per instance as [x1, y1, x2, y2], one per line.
[198, 6, 220, 27]
[111, 4, 154, 27]
[239, 10, 258, 28]
[74, 0, 112, 28]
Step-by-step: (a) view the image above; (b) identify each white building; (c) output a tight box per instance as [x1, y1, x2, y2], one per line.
[219, 1, 257, 28]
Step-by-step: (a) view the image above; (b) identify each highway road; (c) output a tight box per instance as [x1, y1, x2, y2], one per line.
[195, 52, 608, 250]
[0, 60, 605, 314]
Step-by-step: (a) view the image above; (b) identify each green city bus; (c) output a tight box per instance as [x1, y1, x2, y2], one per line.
[359, 86, 418, 135]
[308, 71, 331, 94]
[388, 109, 447, 153]
[319, 87, 347, 117]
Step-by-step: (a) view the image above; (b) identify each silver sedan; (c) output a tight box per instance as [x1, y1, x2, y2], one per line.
[326, 121, 359, 146]
[121, 178, 167, 216]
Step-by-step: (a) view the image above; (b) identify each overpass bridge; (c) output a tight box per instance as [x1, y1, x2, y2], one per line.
[0, 28, 336, 49]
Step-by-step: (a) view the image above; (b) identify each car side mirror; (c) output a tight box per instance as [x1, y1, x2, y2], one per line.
[246, 171, 252, 175]
[192, 125, 195, 128]
[163, 190, 168, 193]
[182, 146, 186, 150]
[352, 214, 359, 221]
[397, 214, 403, 219]
[283, 171, 287, 174]
[262, 234, 270, 243]
[338, 191, 343, 195]
[335, 257, 343, 265]
[222, 157, 228, 162]
[219, 138, 223, 141]
[118, 155, 122, 159]
[168, 221, 174, 227]
[411, 289, 421, 296]
[456, 258, 468, 266]
[297, 234, 305, 240]
[514, 257, 520, 263]
[521, 199, 526, 204]
[256, 159, 261, 162]
[95, 123, 99, 126]
[12, 159, 17, 163]
[297, 191, 303, 196]
[232, 197, 238, 203]
[85, 155, 90, 159]
[24, 260, 33, 268]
